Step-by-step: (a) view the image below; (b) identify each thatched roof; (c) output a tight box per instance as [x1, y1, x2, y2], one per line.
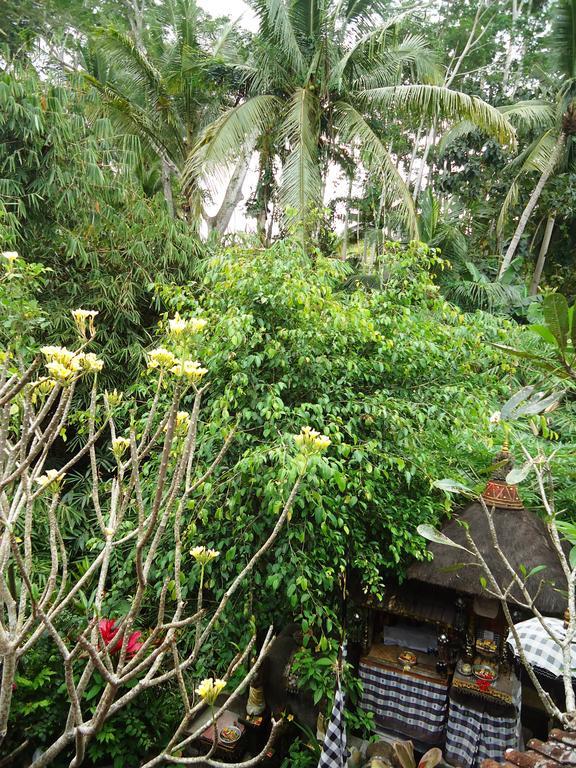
[408, 488, 568, 615]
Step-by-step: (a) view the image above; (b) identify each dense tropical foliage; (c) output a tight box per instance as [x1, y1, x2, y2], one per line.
[1, 0, 576, 764]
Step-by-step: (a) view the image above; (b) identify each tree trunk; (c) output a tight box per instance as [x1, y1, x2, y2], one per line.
[412, 122, 437, 202]
[208, 151, 250, 235]
[498, 133, 565, 278]
[529, 215, 555, 295]
[161, 159, 175, 218]
[341, 174, 354, 261]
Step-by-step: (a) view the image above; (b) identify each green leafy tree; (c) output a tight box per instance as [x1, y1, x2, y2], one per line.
[153, 238, 521, 646]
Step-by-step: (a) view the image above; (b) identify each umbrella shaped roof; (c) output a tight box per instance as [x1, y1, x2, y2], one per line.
[408, 450, 568, 615]
[508, 617, 576, 678]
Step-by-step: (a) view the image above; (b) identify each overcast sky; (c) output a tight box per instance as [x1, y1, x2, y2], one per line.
[197, 0, 258, 30]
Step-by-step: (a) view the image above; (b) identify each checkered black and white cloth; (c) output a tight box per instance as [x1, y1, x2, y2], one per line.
[359, 660, 449, 745]
[508, 617, 576, 678]
[317, 681, 347, 768]
[444, 676, 521, 768]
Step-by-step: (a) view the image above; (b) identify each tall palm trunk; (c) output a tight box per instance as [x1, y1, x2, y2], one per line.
[341, 174, 354, 260]
[208, 151, 250, 235]
[161, 159, 175, 218]
[498, 132, 565, 278]
[529, 215, 555, 295]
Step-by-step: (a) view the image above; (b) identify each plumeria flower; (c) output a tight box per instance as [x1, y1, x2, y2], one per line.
[36, 469, 64, 489]
[196, 678, 226, 705]
[78, 352, 104, 373]
[71, 309, 98, 339]
[168, 313, 188, 336]
[41, 345, 76, 367]
[147, 347, 177, 370]
[191, 546, 220, 565]
[168, 313, 207, 336]
[489, 411, 502, 425]
[188, 317, 207, 334]
[2, 252, 19, 270]
[45, 361, 75, 384]
[168, 411, 191, 435]
[294, 426, 331, 455]
[170, 359, 208, 382]
[31, 377, 56, 403]
[105, 389, 123, 408]
[111, 437, 131, 458]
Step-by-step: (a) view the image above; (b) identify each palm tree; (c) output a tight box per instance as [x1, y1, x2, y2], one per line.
[184, 0, 515, 240]
[498, 0, 576, 278]
[82, 0, 245, 229]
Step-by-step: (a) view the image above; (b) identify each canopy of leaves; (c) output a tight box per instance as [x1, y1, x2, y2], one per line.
[151, 239, 518, 633]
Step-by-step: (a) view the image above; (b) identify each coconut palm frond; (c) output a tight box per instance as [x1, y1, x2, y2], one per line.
[184, 94, 281, 191]
[553, 0, 576, 80]
[351, 34, 441, 90]
[279, 87, 323, 225]
[345, 0, 387, 22]
[211, 14, 243, 58]
[521, 129, 558, 173]
[334, 101, 418, 237]
[331, 13, 420, 85]
[499, 100, 556, 131]
[248, 0, 306, 76]
[290, 0, 322, 42]
[83, 74, 181, 166]
[497, 177, 520, 238]
[444, 262, 525, 313]
[436, 119, 477, 155]
[363, 85, 516, 147]
[95, 27, 167, 107]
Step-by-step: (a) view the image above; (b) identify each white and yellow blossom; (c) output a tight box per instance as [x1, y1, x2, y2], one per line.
[168, 312, 187, 336]
[489, 411, 501, 425]
[41, 345, 76, 367]
[168, 313, 207, 336]
[46, 361, 75, 384]
[196, 678, 226, 705]
[111, 437, 131, 458]
[294, 426, 331, 455]
[188, 317, 207, 334]
[105, 388, 123, 408]
[191, 545, 220, 565]
[72, 309, 98, 339]
[169, 410, 191, 435]
[170, 359, 208, 382]
[147, 347, 177, 370]
[36, 468, 64, 489]
[31, 377, 57, 403]
[78, 352, 104, 373]
[2, 252, 19, 268]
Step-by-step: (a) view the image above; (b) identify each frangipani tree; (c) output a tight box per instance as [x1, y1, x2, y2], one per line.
[0, 252, 330, 766]
[419, 386, 576, 726]
[184, 0, 516, 240]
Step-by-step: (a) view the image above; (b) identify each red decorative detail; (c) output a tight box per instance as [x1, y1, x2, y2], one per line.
[477, 678, 493, 693]
[482, 481, 523, 510]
